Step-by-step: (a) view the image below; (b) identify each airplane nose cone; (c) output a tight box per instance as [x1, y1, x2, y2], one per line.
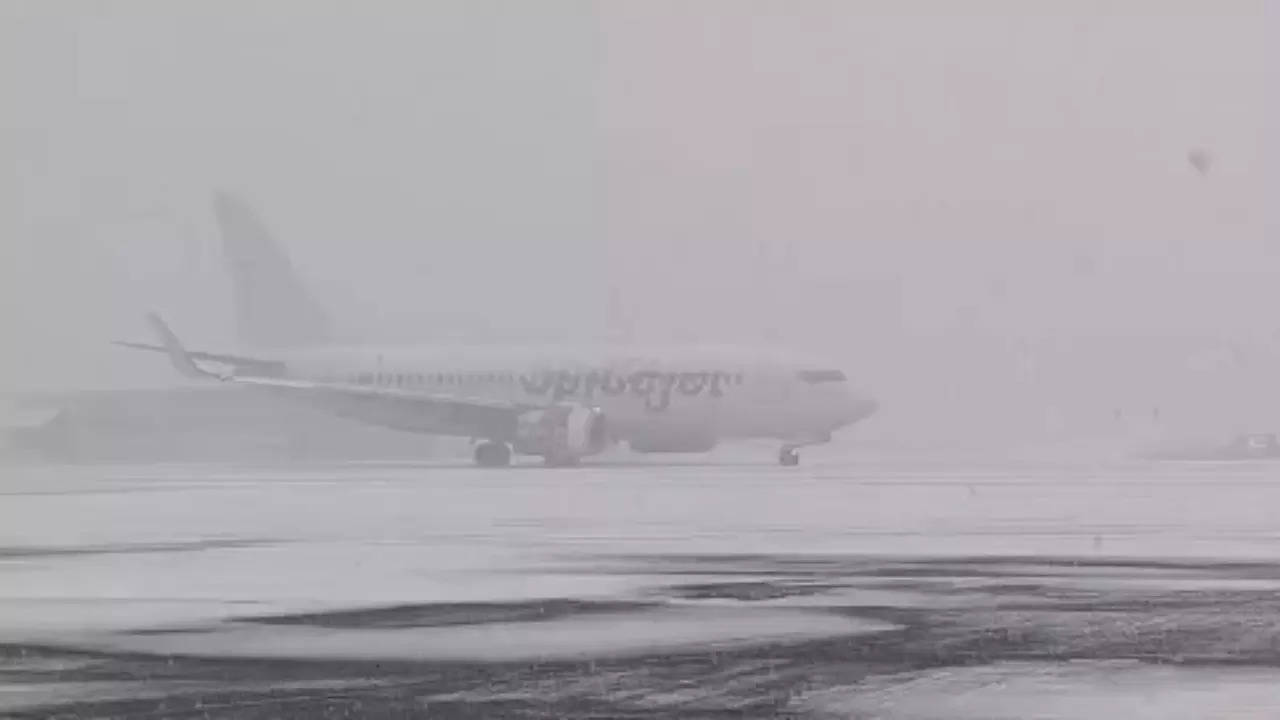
[852, 392, 879, 422]
[857, 394, 879, 420]
[834, 388, 878, 428]
[829, 384, 880, 427]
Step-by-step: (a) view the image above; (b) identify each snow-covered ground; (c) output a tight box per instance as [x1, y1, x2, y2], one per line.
[5, 459, 1280, 632]
[4, 458, 1280, 716]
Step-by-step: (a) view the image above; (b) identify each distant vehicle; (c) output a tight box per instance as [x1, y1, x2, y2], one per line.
[1148, 432, 1280, 461]
[1215, 433, 1280, 459]
[116, 193, 878, 468]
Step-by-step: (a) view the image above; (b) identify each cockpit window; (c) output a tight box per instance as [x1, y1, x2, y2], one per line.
[798, 369, 846, 383]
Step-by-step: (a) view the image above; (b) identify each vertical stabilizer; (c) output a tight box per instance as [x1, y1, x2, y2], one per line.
[213, 191, 333, 349]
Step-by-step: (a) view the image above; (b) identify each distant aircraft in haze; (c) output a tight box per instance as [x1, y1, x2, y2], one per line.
[116, 193, 878, 467]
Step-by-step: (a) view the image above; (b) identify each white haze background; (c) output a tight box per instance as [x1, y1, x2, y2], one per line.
[0, 1, 1271, 454]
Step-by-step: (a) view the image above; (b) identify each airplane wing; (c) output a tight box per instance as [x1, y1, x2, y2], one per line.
[228, 375, 528, 439]
[110, 341, 287, 377]
[120, 313, 535, 440]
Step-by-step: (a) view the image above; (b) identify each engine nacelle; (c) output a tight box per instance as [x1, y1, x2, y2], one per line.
[513, 404, 609, 463]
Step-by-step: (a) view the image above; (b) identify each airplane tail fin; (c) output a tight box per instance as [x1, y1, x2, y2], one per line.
[213, 191, 334, 350]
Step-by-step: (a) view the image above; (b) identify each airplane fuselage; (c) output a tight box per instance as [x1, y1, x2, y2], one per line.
[266, 343, 877, 452]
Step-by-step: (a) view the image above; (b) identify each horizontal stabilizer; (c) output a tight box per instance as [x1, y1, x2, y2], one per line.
[144, 313, 219, 380]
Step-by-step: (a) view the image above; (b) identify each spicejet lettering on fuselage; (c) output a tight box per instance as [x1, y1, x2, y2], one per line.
[518, 368, 743, 412]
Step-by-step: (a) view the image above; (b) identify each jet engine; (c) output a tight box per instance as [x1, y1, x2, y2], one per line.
[513, 404, 609, 464]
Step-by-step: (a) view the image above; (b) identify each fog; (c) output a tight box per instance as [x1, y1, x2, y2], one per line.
[5, 7, 1280, 714]
[1, 1, 1271, 454]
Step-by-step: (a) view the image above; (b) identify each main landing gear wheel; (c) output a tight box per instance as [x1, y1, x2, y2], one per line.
[779, 447, 801, 467]
[474, 441, 512, 467]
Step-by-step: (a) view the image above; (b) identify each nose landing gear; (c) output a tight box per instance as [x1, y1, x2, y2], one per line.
[778, 447, 801, 466]
[778, 432, 832, 466]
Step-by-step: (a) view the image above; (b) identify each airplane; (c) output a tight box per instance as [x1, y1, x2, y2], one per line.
[115, 193, 879, 468]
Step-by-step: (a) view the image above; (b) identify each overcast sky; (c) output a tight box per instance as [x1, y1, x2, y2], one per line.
[2, 1, 600, 391]
[0, 1, 1271, 447]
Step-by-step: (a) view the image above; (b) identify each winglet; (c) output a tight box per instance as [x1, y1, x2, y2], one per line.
[145, 313, 217, 380]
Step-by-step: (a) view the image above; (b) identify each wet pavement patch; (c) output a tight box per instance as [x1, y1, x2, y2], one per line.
[0, 538, 278, 559]
[242, 598, 660, 628]
[663, 581, 845, 601]
[7, 554, 1280, 718]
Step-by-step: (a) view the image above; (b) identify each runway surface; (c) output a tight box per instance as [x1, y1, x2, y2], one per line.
[3, 457, 1280, 718]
